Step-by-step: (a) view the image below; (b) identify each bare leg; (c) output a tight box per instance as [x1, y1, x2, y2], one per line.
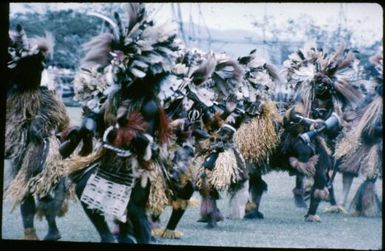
[228, 180, 249, 219]
[207, 198, 223, 229]
[161, 181, 194, 238]
[350, 178, 381, 217]
[293, 174, 307, 208]
[198, 188, 223, 227]
[327, 184, 337, 206]
[245, 174, 266, 219]
[20, 194, 39, 240]
[40, 178, 67, 241]
[75, 170, 115, 243]
[305, 189, 322, 222]
[124, 179, 151, 244]
[40, 194, 61, 241]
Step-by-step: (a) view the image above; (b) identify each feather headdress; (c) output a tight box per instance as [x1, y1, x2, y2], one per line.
[334, 49, 382, 179]
[282, 41, 323, 89]
[283, 41, 362, 117]
[238, 49, 284, 102]
[8, 25, 55, 90]
[75, 3, 180, 106]
[183, 52, 244, 104]
[161, 49, 244, 112]
[8, 24, 55, 69]
[209, 53, 244, 100]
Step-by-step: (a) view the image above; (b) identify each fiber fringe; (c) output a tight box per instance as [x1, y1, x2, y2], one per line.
[336, 96, 382, 178]
[334, 130, 359, 159]
[360, 144, 382, 179]
[355, 97, 382, 141]
[236, 101, 280, 164]
[146, 161, 171, 216]
[4, 136, 66, 210]
[350, 179, 382, 217]
[196, 149, 242, 191]
[35, 183, 76, 220]
[6, 89, 69, 160]
[64, 149, 104, 175]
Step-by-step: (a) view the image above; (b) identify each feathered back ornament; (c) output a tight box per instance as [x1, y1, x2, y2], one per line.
[8, 25, 54, 69]
[155, 48, 204, 109]
[8, 24, 55, 89]
[79, 3, 179, 91]
[179, 51, 244, 107]
[180, 48, 206, 67]
[75, 3, 181, 114]
[8, 24, 30, 57]
[157, 48, 213, 117]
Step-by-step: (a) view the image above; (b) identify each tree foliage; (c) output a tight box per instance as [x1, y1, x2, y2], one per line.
[10, 9, 104, 69]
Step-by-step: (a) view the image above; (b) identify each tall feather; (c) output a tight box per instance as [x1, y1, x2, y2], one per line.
[264, 63, 283, 84]
[327, 41, 346, 67]
[81, 33, 114, 68]
[88, 12, 119, 40]
[30, 32, 55, 59]
[336, 51, 355, 70]
[113, 12, 124, 42]
[332, 78, 362, 106]
[216, 58, 244, 82]
[189, 55, 216, 85]
[126, 3, 145, 34]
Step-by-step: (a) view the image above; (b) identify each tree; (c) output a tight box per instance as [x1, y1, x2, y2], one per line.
[10, 9, 104, 69]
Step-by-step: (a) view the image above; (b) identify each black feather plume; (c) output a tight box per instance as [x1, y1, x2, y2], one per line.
[114, 12, 124, 43]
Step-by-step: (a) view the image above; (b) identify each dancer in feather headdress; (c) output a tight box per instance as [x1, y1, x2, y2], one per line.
[178, 51, 251, 228]
[334, 49, 382, 217]
[278, 41, 362, 221]
[234, 49, 283, 219]
[62, 3, 184, 243]
[5, 25, 71, 240]
[145, 51, 202, 239]
[152, 47, 243, 231]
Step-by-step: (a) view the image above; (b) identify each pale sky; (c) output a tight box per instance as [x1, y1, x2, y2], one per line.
[10, 2, 383, 45]
[152, 3, 382, 30]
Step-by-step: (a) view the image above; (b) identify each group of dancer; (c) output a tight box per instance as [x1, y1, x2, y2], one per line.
[5, 3, 382, 243]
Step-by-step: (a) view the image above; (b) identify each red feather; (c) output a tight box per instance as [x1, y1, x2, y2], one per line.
[113, 111, 148, 147]
[157, 108, 171, 145]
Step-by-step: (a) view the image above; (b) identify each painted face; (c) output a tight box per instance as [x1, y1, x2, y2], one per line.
[314, 75, 333, 98]
[315, 81, 328, 95]
[311, 98, 332, 120]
